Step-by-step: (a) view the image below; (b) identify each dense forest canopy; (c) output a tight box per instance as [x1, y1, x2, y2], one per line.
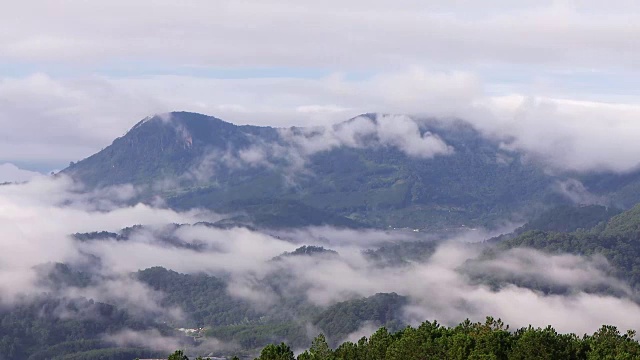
[160, 317, 640, 360]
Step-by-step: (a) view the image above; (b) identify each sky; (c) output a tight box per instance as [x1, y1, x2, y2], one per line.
[2, 0, 640, 177]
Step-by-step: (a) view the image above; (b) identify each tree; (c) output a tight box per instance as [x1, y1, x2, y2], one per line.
[309, 334, 333, 360]
[250, 318, 640, 360]
[168, 350, 189, 360]
[367, 327, 392, 360]
[333, 341, 358, 359]
[257, 342, 295, 360]
[510, 325, 585, 360]
[587, 326, 640, 360]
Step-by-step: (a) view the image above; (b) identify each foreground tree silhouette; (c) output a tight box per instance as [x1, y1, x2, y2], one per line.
[168, 350, 189, 360]
[164, 350, 207, 360]
[297, 334, 334, 360]
[256, 342, 295, 360]
[167, 317, 640, 360]
[587, 326, 640, 359]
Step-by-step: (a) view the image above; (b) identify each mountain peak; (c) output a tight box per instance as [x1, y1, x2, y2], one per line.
[130, 111, 234, 132]
[62, 110, 575, 230]
[122, 111, 251, 150]
[63, 111, 279, 188]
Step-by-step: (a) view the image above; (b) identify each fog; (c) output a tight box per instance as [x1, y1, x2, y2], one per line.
[1, 174, 639, 353]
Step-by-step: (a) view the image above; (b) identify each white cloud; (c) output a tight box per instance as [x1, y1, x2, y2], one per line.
[472, 95, 640, 172]
[0, 73, 163, 162]
[278, 114, 454, 160]
[0, 1, 639, 174]
[375, 115, 454, 158]
[3, 69, 640, 173]
[0, 175, 209, 304]
[1, 1, 640, 71]
[0, 70, 472, 164]
[0, 163, 41, 182]
[104, 328, 235, 354]
[1, 176, 640, 337]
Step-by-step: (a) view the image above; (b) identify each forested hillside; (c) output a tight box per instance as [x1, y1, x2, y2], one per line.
[0, 296, 166, 359]
[495, 203, 640, 289]
[162, 317, 640, 360]
[7, 202, 640, 358]
[63, 112, 571, 230]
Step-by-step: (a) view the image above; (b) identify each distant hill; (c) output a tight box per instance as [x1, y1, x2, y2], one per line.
[63, 111, 578, 229]
[64, 112, 280, 187]
[515, 204, 622, 234]
[313, 292, 408, 345]
[0, 294, 166, 359]
[495, 203, 640, 289]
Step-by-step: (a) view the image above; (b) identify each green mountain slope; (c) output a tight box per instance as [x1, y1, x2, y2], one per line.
[496, 203, 640, 289]
[64, 112, 280, 187]
[63, 112, 568, 229]
[312, 293, 408, 345]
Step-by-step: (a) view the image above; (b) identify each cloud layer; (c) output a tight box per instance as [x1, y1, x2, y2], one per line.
[3, 68, 640, 174]
[2, 175, 640, 341]
[0, 163, 41, 182]
[1, 2, 640, 174]
[2, 1, 639, 70]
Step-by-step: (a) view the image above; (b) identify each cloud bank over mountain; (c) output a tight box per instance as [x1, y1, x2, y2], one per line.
[2, 175, 640, 344]
[3, 70, 640, 174]
[2, 1, 640, 174]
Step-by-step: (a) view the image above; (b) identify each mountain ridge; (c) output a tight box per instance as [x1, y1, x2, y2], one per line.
[61, 111, 639, 230]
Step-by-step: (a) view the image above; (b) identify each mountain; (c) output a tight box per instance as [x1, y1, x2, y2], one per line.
[312, 292, 408, 345]
[64, 111, 580, 229]
[490, 203, 640, 290]
[61, 111, 640, 230]
[486, 204, 623, 244]
[64, 112, 280, 187]
[0, 294, 167, 359]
